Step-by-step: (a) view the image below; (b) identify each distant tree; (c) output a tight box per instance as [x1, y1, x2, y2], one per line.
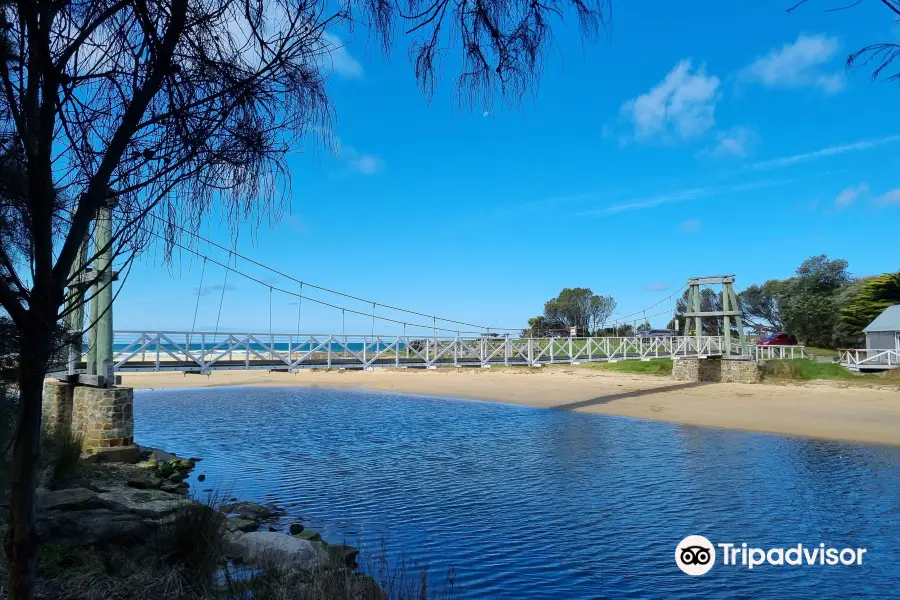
[522, 315, 565, 337]
[834, 273, 900, 346]
[636, 321, 651, 332]
[589, 294, 617, 334]
[779, 255, 851, 347]
[739, 281, 785, 331]
[671, 288, 723, 335]
[542, 288, 616, 335]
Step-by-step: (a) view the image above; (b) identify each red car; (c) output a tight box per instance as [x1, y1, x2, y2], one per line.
[757, 332, 794, 346]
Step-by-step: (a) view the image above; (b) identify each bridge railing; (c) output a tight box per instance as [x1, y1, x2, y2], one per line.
[839, 348, 900, 370]
[107, 331, 755, 372]
[752, 345, 809, 361]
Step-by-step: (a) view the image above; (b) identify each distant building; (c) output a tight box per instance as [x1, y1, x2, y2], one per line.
[863, 305, 900, 351]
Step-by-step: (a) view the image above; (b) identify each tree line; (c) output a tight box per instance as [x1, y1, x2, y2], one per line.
[522, 288, 617, 336]
[737, 255, 899, 348]
[524, 256, 899, 347]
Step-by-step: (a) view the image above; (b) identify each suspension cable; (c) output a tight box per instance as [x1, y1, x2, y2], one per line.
[191, 257, 206, 332]
[142, 212, 514, 331]
[296, 282, 303, 336]
[213, 251, 231, 339]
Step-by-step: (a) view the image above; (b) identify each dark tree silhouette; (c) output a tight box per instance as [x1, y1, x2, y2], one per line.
[0, 1, 612, 597]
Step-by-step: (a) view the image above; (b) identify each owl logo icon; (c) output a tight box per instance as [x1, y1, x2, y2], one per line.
[675, 535, 716, 575]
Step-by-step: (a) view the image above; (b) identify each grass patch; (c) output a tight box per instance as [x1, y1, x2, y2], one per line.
[578, 359, 673, 376]
[761, 359, 886, 383]
[802, 347, 840, 358]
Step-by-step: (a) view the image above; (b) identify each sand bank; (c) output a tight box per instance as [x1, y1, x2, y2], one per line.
[121, 367, 900, 447]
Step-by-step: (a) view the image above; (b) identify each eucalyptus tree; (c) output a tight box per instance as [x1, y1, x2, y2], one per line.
[0, 0, 611, 597]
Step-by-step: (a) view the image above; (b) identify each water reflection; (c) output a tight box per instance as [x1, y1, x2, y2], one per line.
[135, 386, 900, 599]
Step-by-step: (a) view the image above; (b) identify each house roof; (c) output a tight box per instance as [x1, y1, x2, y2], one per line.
[864, 304, 900, 333]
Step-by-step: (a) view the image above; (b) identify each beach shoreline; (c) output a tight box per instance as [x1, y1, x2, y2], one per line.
[121, 367, 900, 447]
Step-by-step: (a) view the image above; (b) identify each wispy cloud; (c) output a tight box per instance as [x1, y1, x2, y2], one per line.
[749, 134, 900, 170]
[874, 189, 900, 208]
[741, 34, 844, 93]
[834, 183, 868, 210]
[579, 188, 709, 216]
[194, 283, 236, 297]
[493, 192, 596, 217]
[678, 219, 702, 234]
[644, 282, 670, 291]
[576, 179, 789, 218]
[710, 126, 758, 158]
[322, 32, 363, 79]
[612, 60, 720, 142]
[339, 143, 385, 175]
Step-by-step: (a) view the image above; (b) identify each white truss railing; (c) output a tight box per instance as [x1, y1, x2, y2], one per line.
[102, 331, 759, 372]
[752, 345, 808, 361]
[839, 348, 900, 370]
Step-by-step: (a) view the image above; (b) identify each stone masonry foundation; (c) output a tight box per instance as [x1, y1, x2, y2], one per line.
[42, 381, 135, 453]
[672, 357, 761, 384]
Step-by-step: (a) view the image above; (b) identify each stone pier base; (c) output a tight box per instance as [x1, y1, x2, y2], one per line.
[673, 357, 761, 384]
[42, 380, 136, 456]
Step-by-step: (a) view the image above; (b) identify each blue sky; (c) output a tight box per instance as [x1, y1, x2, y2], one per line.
[116, 1, 900, 335]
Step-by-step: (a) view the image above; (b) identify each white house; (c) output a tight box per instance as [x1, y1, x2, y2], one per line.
[863, 305, 900, 351]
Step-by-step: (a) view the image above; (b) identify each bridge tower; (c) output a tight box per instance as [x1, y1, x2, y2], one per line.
[65, 199, 118, 385]
[682, 275, 747, 357]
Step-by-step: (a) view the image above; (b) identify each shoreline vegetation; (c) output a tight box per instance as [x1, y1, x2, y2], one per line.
[0, 443, 455, 600]
[123, 364, 900, 447]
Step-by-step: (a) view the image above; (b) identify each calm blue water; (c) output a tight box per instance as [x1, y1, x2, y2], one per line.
[134, 387, 900, 599]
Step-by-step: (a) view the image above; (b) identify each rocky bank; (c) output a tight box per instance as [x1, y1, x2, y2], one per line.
[1, 446, 379, 599]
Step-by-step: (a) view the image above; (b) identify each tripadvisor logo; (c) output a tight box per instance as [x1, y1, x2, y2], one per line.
[676, 535, 716, 576]
[675, 536, 867, 575]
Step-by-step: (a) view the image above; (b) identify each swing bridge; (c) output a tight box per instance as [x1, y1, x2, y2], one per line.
[103, 330, 806, 374]
[58, 209, 812, 383]
[99, 273, 806, 375]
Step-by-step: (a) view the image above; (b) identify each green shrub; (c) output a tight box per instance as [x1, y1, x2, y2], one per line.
[155, 495, 228, 583]
[40, 422, 83, 484]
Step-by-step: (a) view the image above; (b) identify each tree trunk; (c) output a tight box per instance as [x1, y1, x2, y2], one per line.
[4, 321, 51, 600]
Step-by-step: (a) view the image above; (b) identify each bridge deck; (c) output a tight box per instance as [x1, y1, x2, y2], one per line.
[50, 332, 813, 377]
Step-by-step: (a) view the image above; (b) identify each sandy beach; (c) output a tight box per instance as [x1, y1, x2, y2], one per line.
[121, 367, 900, 447]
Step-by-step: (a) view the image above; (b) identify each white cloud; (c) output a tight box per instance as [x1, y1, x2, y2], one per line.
[616, 60, 720, 142]
[322, 32, 363, 79]
[341, 145, 384, 175]
[834, 183, 868, 210]
[750, 134, 900, 170]
[711, 126, 758, 158]
[483, 111, 490, 117]
[874, 189, 900, 207]
[678, 219, 702, 234]
[742, 34, 844, 93]
[644, 282, 670, 291]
